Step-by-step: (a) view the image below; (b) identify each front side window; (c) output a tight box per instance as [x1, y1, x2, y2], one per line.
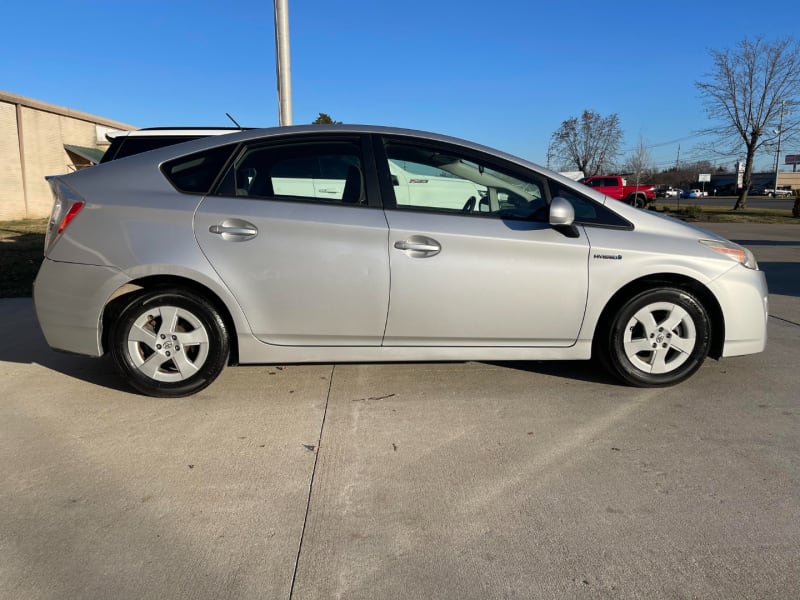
[384, 140, 547, 220]
[550, 182, 631, 228]
[219, 140, 366, 204]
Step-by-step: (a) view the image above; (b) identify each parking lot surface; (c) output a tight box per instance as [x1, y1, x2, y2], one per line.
[1, 223, 798, 599]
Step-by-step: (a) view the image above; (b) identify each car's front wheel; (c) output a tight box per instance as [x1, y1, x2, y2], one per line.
[110, 289, 229, 397]
[597, 288, 711, 387]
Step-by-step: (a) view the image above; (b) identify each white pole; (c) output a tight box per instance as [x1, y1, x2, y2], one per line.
[774, 101, 784, 193]
[274, 0, 293, 126]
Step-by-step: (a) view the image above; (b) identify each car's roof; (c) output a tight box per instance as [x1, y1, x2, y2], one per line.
[156, 123, 547, 170]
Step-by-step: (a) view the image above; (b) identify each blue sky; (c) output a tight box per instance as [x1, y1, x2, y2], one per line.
[2, 0, 798, 171]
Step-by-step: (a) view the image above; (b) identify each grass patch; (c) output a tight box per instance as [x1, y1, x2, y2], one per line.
[0, 219, 47, 297]
[654, 204, 797, 224]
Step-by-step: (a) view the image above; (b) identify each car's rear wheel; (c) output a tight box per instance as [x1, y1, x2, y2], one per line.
[627, 194, 645, 208]
[597, 288, 710, 387]
[110, 289, 229, 397]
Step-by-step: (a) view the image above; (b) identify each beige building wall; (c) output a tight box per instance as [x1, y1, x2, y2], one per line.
[0, 91, 134, 220]
[778, 171, 800, 191]
[0, 102, 25, 221]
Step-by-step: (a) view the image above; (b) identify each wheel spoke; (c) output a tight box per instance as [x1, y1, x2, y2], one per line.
[172, 351, 200, 378]
[662, 305, 690, 332]
[157, 306, 181, 335]
[631, 307, 658, 335]
[649, 349, 670, 374]
[129, 323, 157, 347]
[625, 338, 654, 357]
[670, 334, 696, 355]
[139, 352, 167, 379]
[178, 328, 209, 346]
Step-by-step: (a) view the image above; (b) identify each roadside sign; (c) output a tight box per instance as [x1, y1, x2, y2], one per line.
[786, 155, 799, 165]
[699, 173, 711, 182]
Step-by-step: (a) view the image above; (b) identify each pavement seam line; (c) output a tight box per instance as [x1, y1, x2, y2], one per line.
[769, 314, 800, 328]
[288, 364, 335, 600]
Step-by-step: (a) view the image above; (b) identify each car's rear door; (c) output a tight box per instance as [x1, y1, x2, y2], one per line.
[194, 134, 390, 346]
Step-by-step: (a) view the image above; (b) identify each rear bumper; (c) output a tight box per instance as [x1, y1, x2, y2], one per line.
[34, 259, 129, 357]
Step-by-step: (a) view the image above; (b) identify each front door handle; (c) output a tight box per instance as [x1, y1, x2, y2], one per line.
[394, 236, 441, 257]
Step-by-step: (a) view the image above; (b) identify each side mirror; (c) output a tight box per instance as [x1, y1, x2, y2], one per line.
[549, 196, 575, 226]
[549, 196, 579, 238]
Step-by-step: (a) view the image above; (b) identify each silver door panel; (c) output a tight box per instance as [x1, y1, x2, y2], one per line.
[195, 197, 390, 345]
[384, 211, 590, 346]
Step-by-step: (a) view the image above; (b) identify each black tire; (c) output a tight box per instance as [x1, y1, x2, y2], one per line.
[110, 289, 229, 397]
[627, 194, 644, 208]
[597, 288, 710, 387]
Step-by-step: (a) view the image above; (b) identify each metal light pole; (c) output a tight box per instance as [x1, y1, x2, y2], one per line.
[274, 0, 293, 126]
[773, 101, 785, 192]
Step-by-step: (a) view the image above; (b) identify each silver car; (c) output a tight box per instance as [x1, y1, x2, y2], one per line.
[34, 125, 768, 397]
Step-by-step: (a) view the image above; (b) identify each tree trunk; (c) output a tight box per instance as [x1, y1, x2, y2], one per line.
[733, 143, 758, 210]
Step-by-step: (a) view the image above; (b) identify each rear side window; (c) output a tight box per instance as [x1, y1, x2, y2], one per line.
[162, 145, 236, 194]
[217, 140, 367, 205]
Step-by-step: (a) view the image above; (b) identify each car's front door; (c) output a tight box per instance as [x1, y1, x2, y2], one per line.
[194, 136, 390, 346]
[378, 137, 590, 347]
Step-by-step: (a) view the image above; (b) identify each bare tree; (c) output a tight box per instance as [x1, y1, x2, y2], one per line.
[623, 135, 655, 184]
[549, 110, 623, 176]
[696, 36, 800, 209]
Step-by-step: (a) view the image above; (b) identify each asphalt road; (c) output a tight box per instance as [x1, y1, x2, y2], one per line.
[1, 223, 798, 599]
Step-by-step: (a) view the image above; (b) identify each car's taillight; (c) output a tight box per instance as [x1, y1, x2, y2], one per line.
[57, 201, 85, 234]
[44, 177, 86, 256]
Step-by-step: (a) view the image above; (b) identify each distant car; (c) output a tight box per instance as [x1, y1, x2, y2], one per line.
[682, 189, 704, 199]
[660, 187, 680, 198]
[35, 125, 768, 396]
[763, 187, 793, 198]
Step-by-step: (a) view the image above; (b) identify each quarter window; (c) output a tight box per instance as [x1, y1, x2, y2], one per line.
[161, 144, 236, 194]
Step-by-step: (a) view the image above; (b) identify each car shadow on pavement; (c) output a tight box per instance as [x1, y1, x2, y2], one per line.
[761, 262, 800, 298]
[485, 360, 621, 385]
[730, 239, 800, 246]
[0, 298, 130, 393]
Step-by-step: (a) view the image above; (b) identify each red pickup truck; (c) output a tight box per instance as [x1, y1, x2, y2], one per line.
[580, 175, 656, 208]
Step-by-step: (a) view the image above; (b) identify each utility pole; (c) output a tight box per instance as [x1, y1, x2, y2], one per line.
[773, 101, 785, 191]
[274, 0, 293, 126]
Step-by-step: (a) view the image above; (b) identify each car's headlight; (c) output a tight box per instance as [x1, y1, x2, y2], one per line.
[699, 238, 758, 270]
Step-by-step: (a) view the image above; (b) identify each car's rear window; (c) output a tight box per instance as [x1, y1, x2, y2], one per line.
[101, 136, 206, 163]
[161, 145, 237, 194]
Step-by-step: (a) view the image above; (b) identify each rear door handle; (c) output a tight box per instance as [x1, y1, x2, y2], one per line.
[208, 220, 258, 241]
